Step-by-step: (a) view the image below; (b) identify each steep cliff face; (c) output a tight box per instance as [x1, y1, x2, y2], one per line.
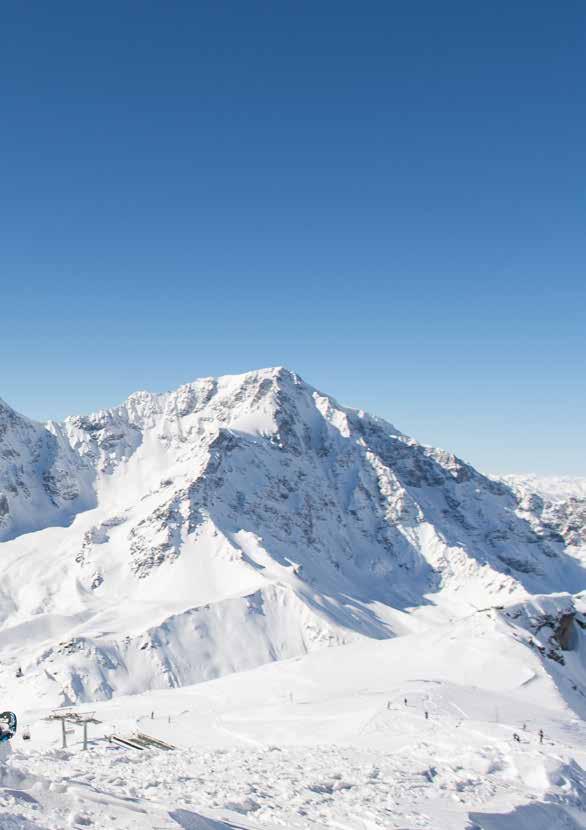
[0, 369, 585, 705]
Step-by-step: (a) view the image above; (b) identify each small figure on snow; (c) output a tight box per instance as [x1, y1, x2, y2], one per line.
[425, 710, 429, 720]
[404, 697, 407, 707]
[539, 729, 544, 745]
[522, 723, 526, 730]
[15, 667, 23, 678]
[513, 733, 521, 743]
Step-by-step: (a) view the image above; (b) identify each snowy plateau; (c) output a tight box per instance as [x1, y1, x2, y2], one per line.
[0, 366, 585, 830]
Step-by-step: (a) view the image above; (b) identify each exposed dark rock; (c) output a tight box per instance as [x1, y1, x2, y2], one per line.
[555, 613, 577, 651]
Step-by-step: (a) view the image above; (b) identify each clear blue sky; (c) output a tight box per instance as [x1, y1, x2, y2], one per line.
[1, 2, 584, 475]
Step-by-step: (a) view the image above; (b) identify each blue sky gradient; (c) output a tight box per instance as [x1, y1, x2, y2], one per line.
[1, 2, 584, 474]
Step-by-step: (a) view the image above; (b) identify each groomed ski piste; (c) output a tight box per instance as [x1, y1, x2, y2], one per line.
[2, 595, 586, 830]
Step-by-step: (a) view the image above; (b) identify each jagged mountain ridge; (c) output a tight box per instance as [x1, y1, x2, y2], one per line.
[504, 474, 586, 549]
[0, 367, 585, 705]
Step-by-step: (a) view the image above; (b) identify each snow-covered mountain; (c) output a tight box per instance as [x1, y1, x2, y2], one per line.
[503, 474, 586, 549]
[2, 368, 586, 829]
[0, 367, 585, 708]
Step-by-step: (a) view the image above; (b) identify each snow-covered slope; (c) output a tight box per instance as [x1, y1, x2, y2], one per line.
[0, 368, 585, 707]
[4, 591, 586, 829]
[503, 475, 586, 501]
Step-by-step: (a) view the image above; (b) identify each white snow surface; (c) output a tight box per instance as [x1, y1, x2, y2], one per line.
[502, 475, 586, 501]
[0, 367, 585, 828]
[3, 596, 586, 828]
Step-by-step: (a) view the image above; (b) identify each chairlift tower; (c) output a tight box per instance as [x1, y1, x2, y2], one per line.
[46, 710, 102, 750]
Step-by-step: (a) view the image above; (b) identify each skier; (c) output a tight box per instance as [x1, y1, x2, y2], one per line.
[424, 710, 429, 720]
[539, 729, 544, 745]
[513, 733, 520, 743]
[404, 697, 407, 707]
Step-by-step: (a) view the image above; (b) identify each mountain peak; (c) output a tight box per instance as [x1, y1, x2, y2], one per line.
[0, 395, 21, 420]
[1, 369, 585, 707]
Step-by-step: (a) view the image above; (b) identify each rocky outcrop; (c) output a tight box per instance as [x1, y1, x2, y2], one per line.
[503, 599, 586, 668]
[556, 612, 577, 651]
